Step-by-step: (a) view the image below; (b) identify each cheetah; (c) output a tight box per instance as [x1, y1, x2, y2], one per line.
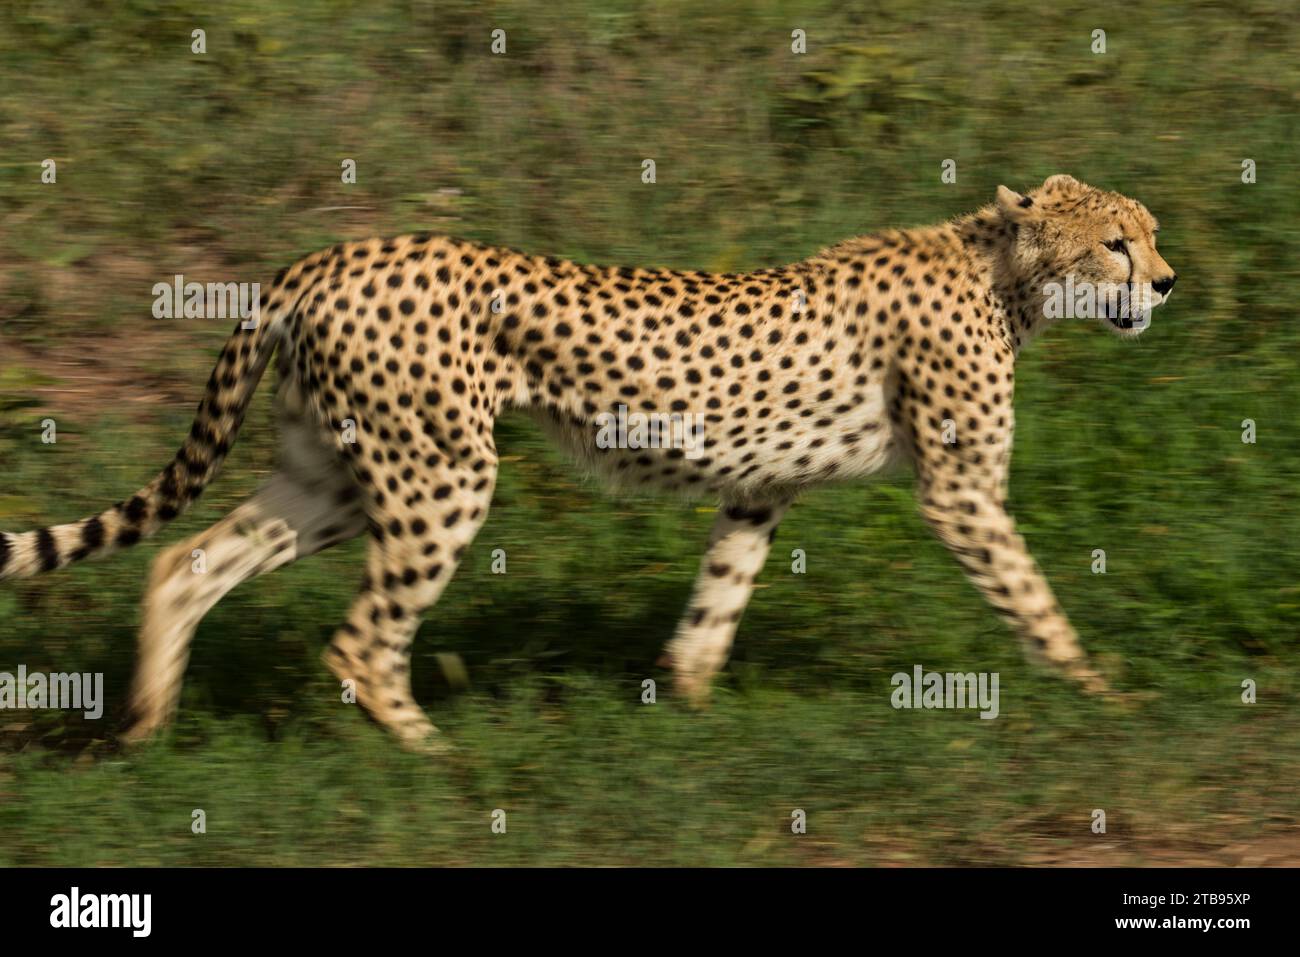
[0, 174, 1176, 751]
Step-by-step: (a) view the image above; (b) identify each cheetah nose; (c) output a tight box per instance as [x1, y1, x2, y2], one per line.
[1152, 274, 1176, 296]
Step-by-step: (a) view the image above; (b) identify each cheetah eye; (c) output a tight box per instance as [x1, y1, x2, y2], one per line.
[1101, 238, 1127, 254]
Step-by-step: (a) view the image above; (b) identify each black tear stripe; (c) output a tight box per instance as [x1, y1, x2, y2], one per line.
[0, 532, 10, 575]
[37, 528, 60, 572]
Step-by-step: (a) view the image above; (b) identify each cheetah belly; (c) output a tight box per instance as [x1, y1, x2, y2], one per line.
[523, 376, 900, 497]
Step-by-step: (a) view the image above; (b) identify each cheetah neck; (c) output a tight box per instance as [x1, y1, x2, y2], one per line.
[946, 206, 1053, 357]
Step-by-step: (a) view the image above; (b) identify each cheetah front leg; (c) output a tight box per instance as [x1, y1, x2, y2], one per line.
[662, 500, 789, 705]
[897, 363, 1108, 692]
[917, 482, 1108, 692]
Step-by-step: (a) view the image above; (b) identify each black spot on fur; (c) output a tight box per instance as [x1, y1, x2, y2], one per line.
[125, 495, 148, 523]
[724, 504, 772, 526]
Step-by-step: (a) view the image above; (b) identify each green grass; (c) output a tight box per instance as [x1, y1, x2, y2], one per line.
[0, 0, 1298, 865]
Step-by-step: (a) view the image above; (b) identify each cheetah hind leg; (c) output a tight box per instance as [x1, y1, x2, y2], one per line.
[123, 469, 366, 744]
[322, 463, 495, 754]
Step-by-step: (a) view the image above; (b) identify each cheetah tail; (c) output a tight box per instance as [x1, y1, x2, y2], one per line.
[0, 290, 294, 581]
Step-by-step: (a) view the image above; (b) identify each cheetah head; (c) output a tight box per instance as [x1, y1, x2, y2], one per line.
[996, 174, 1176, 338]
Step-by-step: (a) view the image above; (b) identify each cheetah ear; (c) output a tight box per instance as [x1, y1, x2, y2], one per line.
[1042, 173, 1083, 192]
[996, 184, 1035, 221]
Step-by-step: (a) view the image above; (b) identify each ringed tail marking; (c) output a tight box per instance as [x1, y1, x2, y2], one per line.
[0, 261, 312, 581]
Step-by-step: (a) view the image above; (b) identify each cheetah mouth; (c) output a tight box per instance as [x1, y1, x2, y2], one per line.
[1101, 292, 1156, 336]
[1104, 313, 1150, 338]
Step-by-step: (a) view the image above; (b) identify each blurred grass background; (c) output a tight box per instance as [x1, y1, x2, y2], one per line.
[0, 0, 1297, 865]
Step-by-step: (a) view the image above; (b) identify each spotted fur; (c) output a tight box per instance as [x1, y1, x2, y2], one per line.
[0, 174, 1175, 751]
